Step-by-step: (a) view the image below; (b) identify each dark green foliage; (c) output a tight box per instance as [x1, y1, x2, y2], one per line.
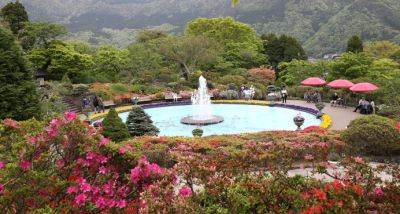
[341, 115, 400, 156]
[192, 128, 203, 137]
[0, 1, 28, 35]
[19, 22, 66, 50]
[346, 35, 364, 53]
[126, 107, 159, 137]
[0, 26, 40, 120]
[101, 108, 130, 142]
[261, 34, 307, 69]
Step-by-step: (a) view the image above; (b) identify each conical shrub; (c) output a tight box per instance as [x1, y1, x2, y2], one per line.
[126, 107, 159, 137]
[101, 108, 130, 142]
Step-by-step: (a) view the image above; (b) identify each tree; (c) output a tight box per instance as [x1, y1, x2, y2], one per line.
[28, 41, 93, 82]
[328, 52, 372, 80]
[346, 35, 363, 53]
[261, 33, 307, 68]
[101, 108, 130, 142]
[186, 17, 265, 68]
[19, 22, 66, 51]
[136, 30, 168, 43]
[92, 45, 131, 82]
[0, 26, 40, 120]
[0, 1, 28, 36]
[125, 107, 159, 137]
[364, 40, 400, 60]
[159, 36, 220, 80]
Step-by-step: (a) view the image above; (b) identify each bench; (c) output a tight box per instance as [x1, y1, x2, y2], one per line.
[103, 100, 116, 108]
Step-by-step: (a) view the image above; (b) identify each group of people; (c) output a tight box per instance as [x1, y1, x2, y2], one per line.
[304, 91, 322, 103]
[82, 96, 104, 113]
[240, 84, 256, 100]
[354, 97, 375, 114]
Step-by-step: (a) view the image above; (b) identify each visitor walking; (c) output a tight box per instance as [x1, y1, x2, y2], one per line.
[281, 87, 288, 103]
[98, 97, 105, 113]
[93, 96, 100, 113]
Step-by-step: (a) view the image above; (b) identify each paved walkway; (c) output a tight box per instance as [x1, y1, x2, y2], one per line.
[284, 100, 363, 130]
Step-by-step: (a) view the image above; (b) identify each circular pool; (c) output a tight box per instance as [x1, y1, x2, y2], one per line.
[118, 104, 321, 137]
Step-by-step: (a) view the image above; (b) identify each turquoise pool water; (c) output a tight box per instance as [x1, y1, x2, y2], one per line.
[118, 104, 321, 137]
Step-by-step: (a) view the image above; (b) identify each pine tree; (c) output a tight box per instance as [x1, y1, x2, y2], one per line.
[125, 107, 159, 137]
[0, 26, 40, 120]
[101, 108, 130, 142]
[0, 1, 29, 36]
[346, 35, 363, 53]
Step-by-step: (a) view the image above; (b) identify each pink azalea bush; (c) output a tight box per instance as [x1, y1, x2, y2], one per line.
[0, 116, 399, 212]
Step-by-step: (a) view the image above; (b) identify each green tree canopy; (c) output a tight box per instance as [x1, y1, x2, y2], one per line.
[364, 40, 400, 60]
[92, 45, 131, 82]
[125, 107, 159, 137]
[158, 35, 220, 80]
[328, 52, 372, 80]
[186, 17, 264, 69]
[28, 41, 93, 82]
[261, 33, 307, 68]
[0, 1, 28, 36]
[0, 26, 40, 120]
[101, 108, 130, 142]
[19, 22, 66, 50]
[136, 30, 168, 43]
[346, 35, 363, 53]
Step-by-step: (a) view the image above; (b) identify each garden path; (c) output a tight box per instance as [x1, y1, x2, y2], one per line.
[284, 100, 363, 130]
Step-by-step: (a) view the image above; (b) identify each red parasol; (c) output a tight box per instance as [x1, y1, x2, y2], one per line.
[327, 79, 354, 89]
[350, 82, 379, 92]
[301, 77, 326, 86]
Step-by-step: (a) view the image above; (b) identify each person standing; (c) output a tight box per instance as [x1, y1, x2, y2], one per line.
[281, 87, 288, 103]
[93, 96, 99, 113]
[250, 85, 255, 100]
[98, 97, 105, 113]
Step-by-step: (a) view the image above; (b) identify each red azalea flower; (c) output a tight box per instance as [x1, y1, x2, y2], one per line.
[395, 122, 400, 130]
[301, 192, 312, 199]
[353, 185, 363, 196]
[312, 188, 327, 201]
[302, 205, 323, 214]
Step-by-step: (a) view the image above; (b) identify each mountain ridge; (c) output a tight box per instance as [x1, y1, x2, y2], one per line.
[1, 0, 399, 56]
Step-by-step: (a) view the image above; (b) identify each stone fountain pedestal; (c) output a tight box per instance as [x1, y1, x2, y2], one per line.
[181, 115, 224, 126]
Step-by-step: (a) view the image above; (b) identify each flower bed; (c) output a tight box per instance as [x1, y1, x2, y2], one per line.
[1, 115, 398, 213]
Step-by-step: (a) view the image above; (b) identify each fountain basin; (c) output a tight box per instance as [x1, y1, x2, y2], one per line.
[181, 115, 224, 125]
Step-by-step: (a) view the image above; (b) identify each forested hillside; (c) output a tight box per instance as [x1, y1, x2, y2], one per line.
[1, 0, 399, 56]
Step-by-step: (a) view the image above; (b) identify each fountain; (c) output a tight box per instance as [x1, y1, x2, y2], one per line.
[181, 76, 224, 125]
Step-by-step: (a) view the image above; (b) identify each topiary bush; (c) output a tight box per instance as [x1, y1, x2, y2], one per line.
[101, 108, 130, 142]
[341, 115, 400, 156]
[219, 90, 239, 100]
[126, 107, 159, 137]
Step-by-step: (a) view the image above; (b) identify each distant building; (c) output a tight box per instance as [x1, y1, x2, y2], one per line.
[322, 53, 341, 60]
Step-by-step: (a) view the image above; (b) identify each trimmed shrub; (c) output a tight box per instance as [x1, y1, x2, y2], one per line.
[101, 108, 130, 142]
[377, 106, 400, 117]
[219, 90, 239, 100]
[126, 107, 159, 137]
[341, 115, 400, 156]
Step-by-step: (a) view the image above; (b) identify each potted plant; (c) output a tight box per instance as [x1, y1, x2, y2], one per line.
[192, 128, 204, 137]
